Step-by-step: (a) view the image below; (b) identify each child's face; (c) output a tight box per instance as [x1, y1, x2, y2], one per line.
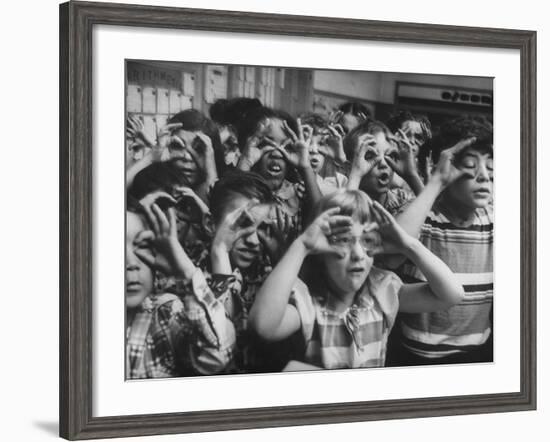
[323, 221, 377, 296]
[308, 132, 328, 173]
[399, 120, 426, 155]
[219, 126, 240, 167]
[446, 148, 494, 211]
[359, 131, 399, 198]
[126, 212, 154, 309]
[255, 118, 290, 187]
[216, 194, 271, 270]
[340, 113, 361, 134]
[169, 129, 204, 186]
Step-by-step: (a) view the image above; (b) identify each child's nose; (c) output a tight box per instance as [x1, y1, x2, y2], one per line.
[477, 163, 491, 181]
[243, 230, 260, 247]
[350, 240, 366, 260]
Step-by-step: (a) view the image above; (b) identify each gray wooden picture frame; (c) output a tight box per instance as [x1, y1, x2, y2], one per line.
[59, 1, 537, 439]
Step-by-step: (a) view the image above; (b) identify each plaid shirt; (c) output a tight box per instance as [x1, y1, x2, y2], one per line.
[289, 267, 403, 370]
[126, 269, 236, 379]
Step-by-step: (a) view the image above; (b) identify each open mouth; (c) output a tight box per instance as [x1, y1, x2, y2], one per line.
[266, 159, 285, 176]
[348, 267, 365, 275]
[310, 157, 321, 169]
[377, 172, 391, 187]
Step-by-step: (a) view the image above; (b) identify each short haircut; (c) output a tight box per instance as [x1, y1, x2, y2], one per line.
[128, 159, 191, 201]
[236, 106, 299, 148]
[298, 113, 329, 133]
[312, 189, 376, 225]
[167, 109, 226, 176]
[209, 171, 276, 224]
[338, 101, 371, 119]
[343, 120, 393, 161]
[430, 116, 493, 163]
[385, 111, 432, 141]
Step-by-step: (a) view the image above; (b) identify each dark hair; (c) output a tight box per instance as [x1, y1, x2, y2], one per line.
[430, 116, 493, 163]
[385, 111, 432, 141]
[343, 119, 393, 161]
[167, 109, 226, 177]
[236, 106, 299, 148]
[338, 101, 371, 119]
[209, 171, 276, 224]
[128, 160, 191, 201]
[209, 97, 262, 128]
[298, 113, 329, 133]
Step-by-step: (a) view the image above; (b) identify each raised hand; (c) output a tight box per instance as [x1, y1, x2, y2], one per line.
[367, 201, 413, 256]
[386, 129, 418, 179]
[431, 137, 477, 187]
[355, 134, 378, 175]
[154, 122, 183, 162]
[276, 119, 311, 170]
[238, 121, 278, 171]
[324, 125, 347, 163]
[298, 207, 353, 256]
[257, 206, 291, 263]
[212, 202, 266, 253]
[126, 115, 155, 148]
[136, 203, 194, 279]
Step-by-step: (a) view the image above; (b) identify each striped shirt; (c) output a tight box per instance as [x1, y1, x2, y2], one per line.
[398, 206, 493, 359]
[289, 267, 403, 370]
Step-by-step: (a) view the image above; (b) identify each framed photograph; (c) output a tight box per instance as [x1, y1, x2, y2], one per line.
[60, 0, 536, 440]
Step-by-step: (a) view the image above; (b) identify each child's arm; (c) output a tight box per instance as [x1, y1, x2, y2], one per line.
[249, 208, 352, 341]
[395, 137, 476, 238]
[369, 202, 464, 312]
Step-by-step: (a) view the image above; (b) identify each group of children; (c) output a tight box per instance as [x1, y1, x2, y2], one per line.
[125, 97, 493, 378]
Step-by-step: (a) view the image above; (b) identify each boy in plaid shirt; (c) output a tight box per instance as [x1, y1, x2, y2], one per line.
[125, 199, 235, 379]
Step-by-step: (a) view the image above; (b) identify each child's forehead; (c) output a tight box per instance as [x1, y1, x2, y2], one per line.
[126, 211, 148, 237]
[349, 219, 377, 235]
[174, 129, 204, 142]
[459, 147, 493, 159]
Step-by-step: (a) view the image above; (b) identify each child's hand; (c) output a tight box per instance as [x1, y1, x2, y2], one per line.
[184, 132, 218, 179]
[126, 115, 155, 148]
[136, 203, 194, 278]
[258, 206, 294, 262]
[155, 122, 184, 162]
[386, 129, 418, 179]
[351, 134, 377, 177]
[238, 123, 278, 170]
[212, 203, 264, 253]
[431, 137, 477, 187]
[298, 207, 353, 256]
[276, 119, 311, 170]
[367, 201, 413, 256]
[324, 125, 347, 163]
[172, 185, 211, 216]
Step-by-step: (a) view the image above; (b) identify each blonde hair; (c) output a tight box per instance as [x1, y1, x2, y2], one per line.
[312, 189, 376, 225]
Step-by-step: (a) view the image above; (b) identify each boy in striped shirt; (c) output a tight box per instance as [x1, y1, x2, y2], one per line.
[390, 116, 494, 365]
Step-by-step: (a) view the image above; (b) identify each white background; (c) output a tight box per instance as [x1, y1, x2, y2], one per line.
[0, 0, 546, 441]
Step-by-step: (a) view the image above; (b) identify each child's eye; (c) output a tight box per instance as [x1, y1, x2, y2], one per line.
[387, 152, 400, 162]
[486, 159, 494, 171]
[461, 158, 477, 168]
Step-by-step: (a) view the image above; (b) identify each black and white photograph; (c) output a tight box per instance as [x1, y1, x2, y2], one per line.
[125, 60, 494, 379]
